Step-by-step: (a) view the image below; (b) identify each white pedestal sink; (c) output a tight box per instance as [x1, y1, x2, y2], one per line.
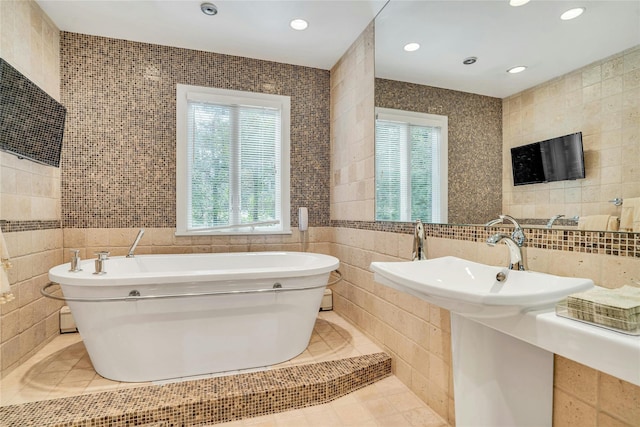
[370, 256, 594, 427]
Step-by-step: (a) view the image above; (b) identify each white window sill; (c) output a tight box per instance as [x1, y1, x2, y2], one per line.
[175, 230, 293, 237]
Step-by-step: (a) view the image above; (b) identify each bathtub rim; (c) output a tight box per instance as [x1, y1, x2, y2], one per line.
[49, 251, 340, 287]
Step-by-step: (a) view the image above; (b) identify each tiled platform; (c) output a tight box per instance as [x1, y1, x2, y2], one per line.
[0, 312, 448, 426]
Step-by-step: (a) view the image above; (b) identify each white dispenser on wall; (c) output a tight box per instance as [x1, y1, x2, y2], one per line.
[298, 207, 308, 231]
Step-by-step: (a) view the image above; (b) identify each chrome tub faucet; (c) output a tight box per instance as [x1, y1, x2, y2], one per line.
[69, 249, 82, 272]
[127, 228, 145, 258]
[93, 251, 110, 275]
[413, 219, 427, 261]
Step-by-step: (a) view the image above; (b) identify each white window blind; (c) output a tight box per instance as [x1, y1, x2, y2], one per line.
[375, 108, 448, 223]
[176, 85, 290, 235]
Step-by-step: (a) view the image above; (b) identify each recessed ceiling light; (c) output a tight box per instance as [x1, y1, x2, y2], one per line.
[404, 43, 420, 52]
[463, 57, 477, 65]
[200, 2, 217, 16]
[509, 0, 530, 6]
[507, 66, 527, 74]
[561, 7, 585, 20]
[290, 19, 308, 31]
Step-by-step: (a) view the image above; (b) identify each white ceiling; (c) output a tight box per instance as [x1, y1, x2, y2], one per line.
[375, 1, 640, 98]
[37, 0, 640, 99]
[36, 0, 388, 70]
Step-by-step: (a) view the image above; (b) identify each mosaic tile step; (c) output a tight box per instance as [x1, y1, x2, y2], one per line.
[0, 353, 391, 427]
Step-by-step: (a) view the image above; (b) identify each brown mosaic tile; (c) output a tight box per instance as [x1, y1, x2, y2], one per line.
[0, 220, 62, 233]
[331, 220, 640, 258]
[375, 78, 503, 225]
[0, 353, 390, 427]
[60, 32, 330, 229]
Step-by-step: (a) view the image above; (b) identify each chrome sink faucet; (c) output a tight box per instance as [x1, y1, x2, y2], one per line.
[486, 234, 525, 271]
[127, 228, 145, 258]
[486, 214, 527, 271]
[485, 214, 526, 247]
[413, 219, 427, 261]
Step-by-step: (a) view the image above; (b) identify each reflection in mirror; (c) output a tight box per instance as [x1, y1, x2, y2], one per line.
[374, 0, 640, 230]
[375, 79, 502, 225]
[375, 108, 448, 223]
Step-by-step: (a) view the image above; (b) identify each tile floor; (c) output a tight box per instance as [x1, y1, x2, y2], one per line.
[0, 311, 448, 426]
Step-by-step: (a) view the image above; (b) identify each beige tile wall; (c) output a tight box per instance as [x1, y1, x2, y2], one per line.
[503, 45, 640, 220]
[330, 228, 640, 426]
[0, 0, 63, 377]
[330, 227, 457, 423]
[0, 153, 61, 221]
[0, 229, 63, 376]
[330, 22, 376, 221]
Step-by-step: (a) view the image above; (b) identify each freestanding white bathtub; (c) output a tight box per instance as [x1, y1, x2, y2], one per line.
[47, 251, 339, 382]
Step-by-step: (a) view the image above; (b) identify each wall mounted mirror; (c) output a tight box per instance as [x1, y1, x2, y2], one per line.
[374, 0, 640, 229]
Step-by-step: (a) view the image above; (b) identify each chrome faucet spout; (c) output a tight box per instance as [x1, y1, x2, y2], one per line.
[546, 214, 565, 228]
[484, 218, 502, 227]
[487, 233, 525, 271]
[127, 229, 145, 258]
[413, 219, 427, 261]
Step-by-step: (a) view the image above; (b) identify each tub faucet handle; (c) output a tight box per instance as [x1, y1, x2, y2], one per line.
[93, 251, 110, 275]
[69, 249, 82, 272]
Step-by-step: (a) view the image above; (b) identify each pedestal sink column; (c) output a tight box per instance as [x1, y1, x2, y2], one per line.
[450, 313, 553, 427]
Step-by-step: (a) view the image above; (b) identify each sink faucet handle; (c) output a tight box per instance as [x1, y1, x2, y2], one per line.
[498, 215, 526, 247]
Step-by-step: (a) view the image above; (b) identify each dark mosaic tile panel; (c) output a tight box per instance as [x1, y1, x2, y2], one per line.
[331, 221, 640, 258]
[375, 78, 503, 225]
[0, 353, 391, 427]
[0, 59, 66, 167]
[60, 33, 330, 229]
[0, 219, 62, 233]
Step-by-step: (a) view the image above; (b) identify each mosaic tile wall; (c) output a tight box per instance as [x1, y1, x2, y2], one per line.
[0, 353, 391, 427]
[60, 32, 331, 229]
[375, 78, 503, 225]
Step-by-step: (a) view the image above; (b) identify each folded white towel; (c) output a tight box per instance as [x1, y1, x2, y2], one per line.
[578, 215, 617, 231]
[620, 197, 640, 232]
[0, 229, 15, 304]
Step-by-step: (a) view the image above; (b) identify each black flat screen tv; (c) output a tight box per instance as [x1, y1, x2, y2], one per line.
[0, 58, 66, 167]
[511, 132, 585, 186]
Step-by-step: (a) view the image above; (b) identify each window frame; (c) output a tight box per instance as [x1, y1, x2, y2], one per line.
[375, 107, 448, 223]
[176, 84, 291, 236]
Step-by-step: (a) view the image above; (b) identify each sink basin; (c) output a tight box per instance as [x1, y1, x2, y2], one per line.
[370, 256, 594, 318]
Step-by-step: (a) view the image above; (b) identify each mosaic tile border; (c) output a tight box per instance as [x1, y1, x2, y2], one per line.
[0, 220, 62, 233]
[0, 353, 391, 427]
[331, 220, 640, 258]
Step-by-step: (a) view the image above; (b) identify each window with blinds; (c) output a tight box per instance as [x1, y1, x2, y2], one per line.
[375, 108, 448, 223]
[176, 85, 291, 235]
